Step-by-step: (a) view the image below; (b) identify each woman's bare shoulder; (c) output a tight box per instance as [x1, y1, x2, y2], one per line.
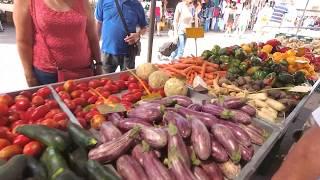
[14, 0, 31, 11]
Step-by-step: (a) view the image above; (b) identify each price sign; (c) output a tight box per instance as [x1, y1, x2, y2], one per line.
[186, 28, 204, 38]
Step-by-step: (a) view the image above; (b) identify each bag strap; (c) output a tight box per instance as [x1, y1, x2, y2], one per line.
[114, 0, 130, 35]
[31, 0, 59, 69]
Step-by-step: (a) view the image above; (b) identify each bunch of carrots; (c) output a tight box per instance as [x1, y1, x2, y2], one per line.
[156, 57, 226, 85]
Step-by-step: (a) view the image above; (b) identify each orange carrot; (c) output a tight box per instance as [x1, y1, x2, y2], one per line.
[206, 80, 214, 85]
[205, 66, 217, 73]
[206, 62, 219, 68]
[205, 73, 215, 79]
[171, 63, 191, 69]
[183, 66, 202, 74]
[164, 67, 186, 77]
[200, 62, 207, 79]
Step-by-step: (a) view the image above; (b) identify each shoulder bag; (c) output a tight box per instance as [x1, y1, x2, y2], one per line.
[31, 0, 95, 82]
[114, 0, 141, 59]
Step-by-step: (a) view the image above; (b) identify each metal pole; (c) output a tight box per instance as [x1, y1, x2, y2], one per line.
[295, 0, 310, 36]
[147, 0, 156, 63]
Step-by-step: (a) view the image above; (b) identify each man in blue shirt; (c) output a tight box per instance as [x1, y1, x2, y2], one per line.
[95, 0, 148, 73]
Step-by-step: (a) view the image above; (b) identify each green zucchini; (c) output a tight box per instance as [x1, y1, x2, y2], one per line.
[68, 148, 88, 177]
[26, 156, 47, 180]
[41, 147, 69, 180]
[54, 169, 83, 180]
[16, 125, 70, 152]
[0, 154, 27, 180]
[67, 122, 97, 149]
[87, 160, 120, 180]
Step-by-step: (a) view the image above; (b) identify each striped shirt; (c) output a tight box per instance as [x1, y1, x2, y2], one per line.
[270, 3, 288, 24]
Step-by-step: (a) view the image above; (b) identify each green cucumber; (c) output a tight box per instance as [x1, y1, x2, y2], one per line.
[87, 160, 120, 180]
[67, 122, 97, 149]
[54, 169, 83, 180]
[26, 156, 47, 180]
[16, 125, 69, 152]
[41, 147, 69, 180]
[68, 148, 88, 177]
[0, 154, 27, 180]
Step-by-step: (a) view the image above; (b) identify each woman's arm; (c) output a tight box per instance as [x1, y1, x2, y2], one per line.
[13, 0, 38, 86]
[83, 1, 101, 60]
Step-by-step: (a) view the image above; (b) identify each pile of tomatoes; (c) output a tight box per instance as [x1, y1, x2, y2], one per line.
[0, 87, 69, 160]
[54, 73, 165, 129]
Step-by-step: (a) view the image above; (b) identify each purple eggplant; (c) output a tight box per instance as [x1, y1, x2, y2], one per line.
[88, 127, 140, 163]
[240, 124, 265, 145]
[240, 105, 256, 116]
[211, 124, 241, 163]
[193, 167, 210, 180]
[229, 110, 252, 124]
[118, 118, 152, 131]
[167, 123, 191, 167]
[140, 125, 168, 149]
[127, 107, 162, 122]
[108, 113, 123, 126]
[218, 121, 252, 147]
[187, 104, 202, 111]
[247, 124, 268, 138]
[169, 154, 197, 180]
[135, 102, 164, 111]
[201, 161, 223, 180]
[218, 160, 241, 179]
[142, 151, 174, 180]
[211, 136, 229, 163]
[201, 103, 231, 118]
[100, 122, 122, 143]
[116, 155, 148, 180]
[223, 98, 246, 109]
[132, 144, 145, 165]
[240, 145, 254, 161]
[191, 118, 211, 160]
[175, 106, 219, 127]
[89, 128, 102, 144]
[163, 111, 191, 138]
[162, 95, 193, 107]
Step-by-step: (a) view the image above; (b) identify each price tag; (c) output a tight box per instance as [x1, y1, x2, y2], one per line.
[186, 28, 204, 38]
[97, 103, 126, 115]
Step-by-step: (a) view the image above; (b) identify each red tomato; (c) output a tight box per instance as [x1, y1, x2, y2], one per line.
[75, 111, 86, 118]
[58, 91, 71, 100]
[73, 105, 83, 114]
[63, 80, 76, 92]
[64, 99, 76, 111]
[0, 116, 8, 126]
[46, 100, 59, 109]
[11, 120, 27, 131]
[15, 95, 30, 102]
[124, 81, 130, 87]
[134, 91, 143, 99]
[55, 86, 64, 93]
[45, 109, 62, 119]
[120, 73, 130, 81]
[129, 88, 143, 93]
[103, 84, 113, 92]
[31, 95, 45, 106]
[13, 135, 31, 147]
[87, 96, 98, 104]
[57, 119, 68, 130]
[95, 87, 105, 93]
[108, 95, 121, 104]
[0, 94, 14, 106]
[0, 144, 23, 160]
[80, 92, 93, 101]
[100, 78, 111, 85]
[128, 76, 138, 83]
[23, 141, 43, 157]
[30, 105, 50, 121]
[70, 90, 83, 99]
[36, 87, 51, 98]
[0, 139, 10, 150]
[88, 79, 102, 89]
[72, 97, 86, 106]
[8, 112, 20, 123]
[101, 91, 111, 98]
[110, 84, 120, 94]
[19, 91, 32, 100]
[0, 103, 9, 116]
[76, 82, 89, 91]
[41, 119, 59, 128]
[128, 83, 139, 90]
[53, 113, 67, 121]
[15, 99, 31, 111]
[121, 101, 132, 110]
[114, 80, 126, 90]
[77, 117, 88, 129]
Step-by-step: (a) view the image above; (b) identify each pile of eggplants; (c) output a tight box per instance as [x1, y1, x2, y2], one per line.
[88, 95, 270, 180]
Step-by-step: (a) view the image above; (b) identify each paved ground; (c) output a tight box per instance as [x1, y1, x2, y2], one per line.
[0, 24, 275, 93]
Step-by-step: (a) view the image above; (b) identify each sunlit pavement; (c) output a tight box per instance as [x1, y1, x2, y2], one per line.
[0, 25, 275, 93]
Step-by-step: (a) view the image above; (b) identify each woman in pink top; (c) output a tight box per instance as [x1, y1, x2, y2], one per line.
[13, 0, 101, 86]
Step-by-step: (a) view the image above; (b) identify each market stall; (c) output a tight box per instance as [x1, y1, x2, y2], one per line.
[0, 36, 319, 179]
